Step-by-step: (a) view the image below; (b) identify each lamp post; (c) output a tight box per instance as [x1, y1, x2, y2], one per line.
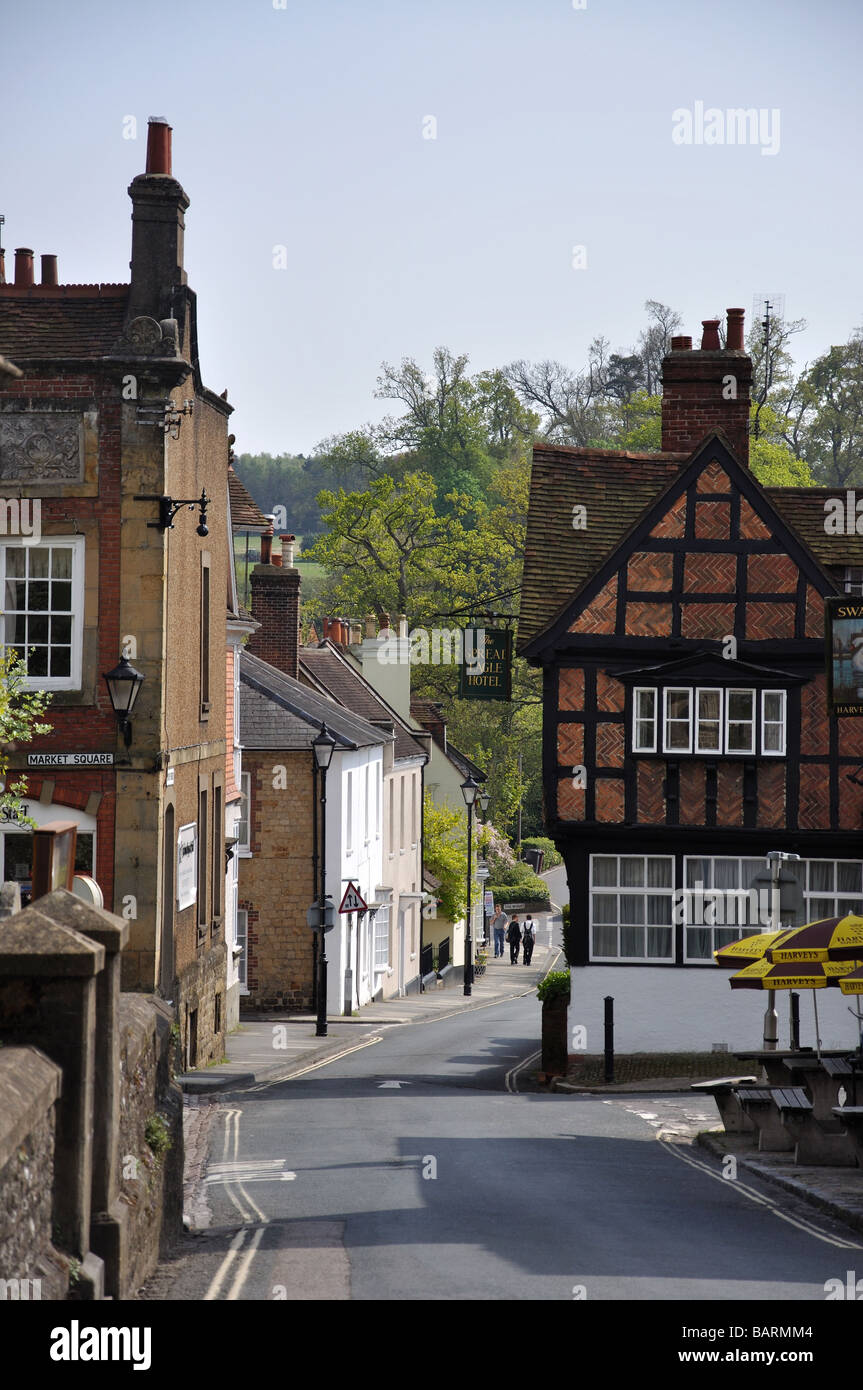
[312, 723, 336, 1037]
[103, 657, 145, 747]
[461, 775, 479, 997]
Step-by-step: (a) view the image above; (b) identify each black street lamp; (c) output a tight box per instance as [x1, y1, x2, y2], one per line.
[103, 657, 145, 747]
[461, 775, 479, 997]
[312, 723, 337, 1036]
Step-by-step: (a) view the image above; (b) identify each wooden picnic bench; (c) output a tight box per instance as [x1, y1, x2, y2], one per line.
[690, 1076, 757, 1134]
[737, 1087, 799, 1152]
[783, 1056, 853, 1129]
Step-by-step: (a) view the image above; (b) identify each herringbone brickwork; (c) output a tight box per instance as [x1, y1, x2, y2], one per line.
[716, 763, 743, 825]
[739, 498, 772, 538]
[627, 550, 673, 591]
[557, 777, 585, 821]
[694, 501, 731, 539]
[637, 763, 665, 823]
[680, 602, 735, 640]
[698, 461, 733, 493]
[679, 763, 705, 825]
[838, 716, 863, 759]
[798, 763, 830, 829]
[805, 585, 824, 639]
[683, 551, 737, 593]
[747, 553, 798, 593]
[837, 777, 863, 830]
[801, 677, 830, 755]
[558, 667, 585, 711]
[594, 778, 625, 823]
[557, 722, 584, 765]
[757, 763, 786, 828]
[745, 601, 795, 640]
[650, 494, 686, 538]
[595, 721, 624, 767]
[596, 671, 626, 712]
[626, 601, 672, 636]
[570, 575, 617, 634]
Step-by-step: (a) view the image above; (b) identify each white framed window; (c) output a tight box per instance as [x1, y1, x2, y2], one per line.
[695, 688, 722, 753]
[663, 688, 692, 753]
[805, 859, 863, 922]
[682, 856, 770, 961]
[237, 772, 251, 853]
[1, 537, 85, 689]
[633, 688, 657, 752]
[373, 905, 390, 972]
[589, 855, 674, 961]
[725, 689, 755, 754]
[236, 908, 248, 989]
[761, 690, 786, 755]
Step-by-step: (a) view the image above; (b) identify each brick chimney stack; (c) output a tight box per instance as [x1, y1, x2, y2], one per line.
[661, 308, 752, 465]
[246, 554, 302, 681]
[126, 117, 189, 323]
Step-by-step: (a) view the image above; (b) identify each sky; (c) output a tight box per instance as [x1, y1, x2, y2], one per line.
[3, 0, 861, 455]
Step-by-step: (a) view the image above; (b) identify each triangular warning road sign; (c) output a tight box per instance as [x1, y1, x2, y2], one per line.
[339, 881, 367, 914]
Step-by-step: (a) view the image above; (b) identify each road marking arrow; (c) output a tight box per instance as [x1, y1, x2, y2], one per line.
[377, 1080, 412, 1088]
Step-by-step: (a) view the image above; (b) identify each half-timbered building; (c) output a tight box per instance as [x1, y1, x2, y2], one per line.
[519, 310, 863, 1049]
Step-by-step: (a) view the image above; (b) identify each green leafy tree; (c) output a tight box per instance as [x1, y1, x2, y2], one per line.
[423, 793, 478, 922]
[0, 650, 53, 822]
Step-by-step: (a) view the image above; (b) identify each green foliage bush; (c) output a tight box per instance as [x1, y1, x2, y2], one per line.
[537, 970, 571, 1004]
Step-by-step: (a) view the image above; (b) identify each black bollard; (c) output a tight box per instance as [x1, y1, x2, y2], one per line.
[604, 995, 614, 1084]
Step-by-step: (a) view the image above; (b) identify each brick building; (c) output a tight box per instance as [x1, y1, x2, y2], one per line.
[519, 310, 863, 1051]
[0, 119, 233, 1067]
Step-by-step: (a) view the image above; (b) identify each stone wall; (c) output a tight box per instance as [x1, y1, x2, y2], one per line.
[0, 1048, 67, 1301]
[115, 995, 183, 1297]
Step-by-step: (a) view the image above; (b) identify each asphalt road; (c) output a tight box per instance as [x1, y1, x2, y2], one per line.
[153, 991, 862, 1302]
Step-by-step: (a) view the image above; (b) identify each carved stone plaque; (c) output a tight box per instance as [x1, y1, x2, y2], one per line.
[0, 412, 83, 482]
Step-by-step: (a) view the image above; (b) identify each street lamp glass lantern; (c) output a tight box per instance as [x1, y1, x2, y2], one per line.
[313, 723, 336, 771]
[103, 657, 145, 719]
[461, 775, 479, 808]
[479, 788, 490, 813]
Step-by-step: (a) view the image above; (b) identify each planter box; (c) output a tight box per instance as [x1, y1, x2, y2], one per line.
[541, 996, 570, 1076]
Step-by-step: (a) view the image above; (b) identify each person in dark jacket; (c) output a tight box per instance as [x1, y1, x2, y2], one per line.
[521, 914, 536, 965]
[507, 915, 522, 964]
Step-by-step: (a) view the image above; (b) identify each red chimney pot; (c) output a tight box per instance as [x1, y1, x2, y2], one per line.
[145, 118, 172, 176]
[726, 307, 745, 351]
[700, 319, 722, 351]
[14, 248, 34, 287]
[40, 254, 58, 286]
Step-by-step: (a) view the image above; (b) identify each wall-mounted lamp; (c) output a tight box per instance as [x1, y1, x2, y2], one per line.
[134, 488, 211, 535]
[103, 657, 145, 747]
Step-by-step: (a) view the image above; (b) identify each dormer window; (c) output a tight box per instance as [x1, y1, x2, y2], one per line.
[632, 685, 785, 757]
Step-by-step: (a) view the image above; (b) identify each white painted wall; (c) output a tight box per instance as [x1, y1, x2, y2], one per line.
[568, 966, 863, 1054]
[324, 744, 384, 1014]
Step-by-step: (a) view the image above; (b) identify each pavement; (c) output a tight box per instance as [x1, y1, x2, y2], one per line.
[177, 938, 563, 1093]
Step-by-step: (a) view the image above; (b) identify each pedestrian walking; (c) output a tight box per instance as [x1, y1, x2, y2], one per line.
[507, 915, 522, 964]
[491, 903, 508, 958]
[521, 914, 536, 966]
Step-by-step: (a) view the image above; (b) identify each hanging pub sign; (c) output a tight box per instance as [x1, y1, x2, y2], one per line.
[458, 628, 512, 702]
[826, 595, 863, 715]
